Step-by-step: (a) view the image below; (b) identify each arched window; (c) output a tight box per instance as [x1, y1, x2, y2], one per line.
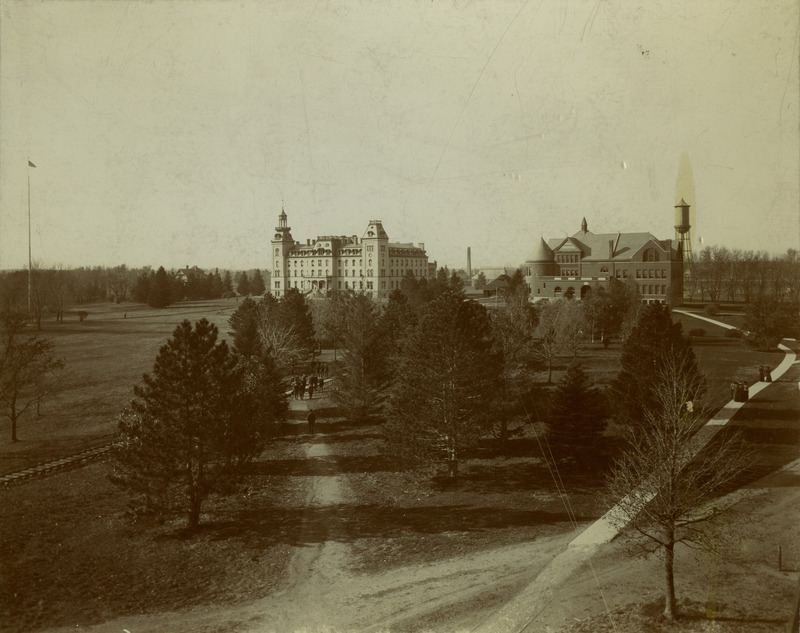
[644, 249, 659, 262]
[554, 286, 563, 297]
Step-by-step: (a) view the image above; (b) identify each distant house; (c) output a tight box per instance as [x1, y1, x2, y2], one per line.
[470, 267, 512, 288]
[175, 265, 204, 284]
[523, 217, 684, 305]
[483, 274, 511, 298]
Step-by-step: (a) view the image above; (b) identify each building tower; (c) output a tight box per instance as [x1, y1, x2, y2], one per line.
[271, 205, 294, 298]
[362, 220, 389, 298]
[674, 198, 692, 300]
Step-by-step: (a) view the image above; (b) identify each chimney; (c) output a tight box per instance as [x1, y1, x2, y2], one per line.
[608, 240, 614, 258]
[467, 247, 472, 278]
[307, 239, 311, 246]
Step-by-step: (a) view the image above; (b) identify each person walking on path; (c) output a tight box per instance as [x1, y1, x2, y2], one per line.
[307, 408, 316, 434]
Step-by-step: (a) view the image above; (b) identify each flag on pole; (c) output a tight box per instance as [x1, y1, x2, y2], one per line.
[28, 160, 36, 168]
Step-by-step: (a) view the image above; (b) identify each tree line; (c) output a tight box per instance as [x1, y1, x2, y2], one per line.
[688, 246, 799, 304]
[0, 265, 269, 325]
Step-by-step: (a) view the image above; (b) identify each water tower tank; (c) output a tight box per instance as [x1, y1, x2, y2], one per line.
[674, 198, 691, 234]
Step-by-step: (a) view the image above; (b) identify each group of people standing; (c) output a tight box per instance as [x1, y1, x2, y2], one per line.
[291, 362, 328, 400]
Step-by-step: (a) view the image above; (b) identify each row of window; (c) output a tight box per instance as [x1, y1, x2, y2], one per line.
[274, 276, 420, 291]
[278, 268, 430, 278]
[547, 284, 668, 296]
[636, 269, 667, 279]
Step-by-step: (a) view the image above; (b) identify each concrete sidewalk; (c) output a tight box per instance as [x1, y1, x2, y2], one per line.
[473, 312, 799, 633]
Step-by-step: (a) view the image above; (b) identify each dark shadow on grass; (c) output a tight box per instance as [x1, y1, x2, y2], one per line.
[203, 503, 585, 547]
[433, 460, 607, 494]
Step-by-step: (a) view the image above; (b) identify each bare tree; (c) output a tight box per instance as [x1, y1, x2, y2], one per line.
[605, 354, 750, 620]
[0, 312, 64, 441]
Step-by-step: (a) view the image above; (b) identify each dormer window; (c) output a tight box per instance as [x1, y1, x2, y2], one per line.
[368, 231, 375, 237]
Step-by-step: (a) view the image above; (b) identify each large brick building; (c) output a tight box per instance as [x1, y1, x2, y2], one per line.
[523, 216, 684, 305]
[270, 209, 434, 299]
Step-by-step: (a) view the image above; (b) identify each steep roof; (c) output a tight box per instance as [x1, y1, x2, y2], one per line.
[547, 230, 672, 261]
[525, 237, 555, 263]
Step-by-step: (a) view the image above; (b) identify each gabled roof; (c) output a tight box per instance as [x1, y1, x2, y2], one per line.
[555, 229, 670, 261]
[485, 274, 511, 290]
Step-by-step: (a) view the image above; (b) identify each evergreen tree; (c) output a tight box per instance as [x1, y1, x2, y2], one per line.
[110, 319, 285, 529]
[381, 289, 418, 355]
[279, 288, 315, 356]
[387, 291, 502, 478]
[490, 301, 538, 442]
[228, 297, 260, 357]
[546, 362, 608, 468]
[250, 269, 266, 296]
[474, 271, 487, 290]
[609, 303, 702, 429]
[223, 270, 233, 293]
[133, 270, 151, 304]
[448, 270, 465, 293]
[237, 271, 251, 296]
[330, 293, 390, 423]
[147, 266, 172, 308]
[211, 270, 225, 298]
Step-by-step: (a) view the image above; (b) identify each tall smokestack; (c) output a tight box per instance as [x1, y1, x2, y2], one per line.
[467, 247, 472, 278]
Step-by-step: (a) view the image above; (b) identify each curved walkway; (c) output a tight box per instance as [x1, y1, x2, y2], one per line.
[473, 313, 799, 633]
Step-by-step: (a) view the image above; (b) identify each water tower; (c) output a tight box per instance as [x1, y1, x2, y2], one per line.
[674, 198, 692, 299]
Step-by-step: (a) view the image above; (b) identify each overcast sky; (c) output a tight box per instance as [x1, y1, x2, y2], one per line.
[1, 0, 798, 271]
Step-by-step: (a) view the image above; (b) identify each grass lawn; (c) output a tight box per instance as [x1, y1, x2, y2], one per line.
[0, 299, 243, 474]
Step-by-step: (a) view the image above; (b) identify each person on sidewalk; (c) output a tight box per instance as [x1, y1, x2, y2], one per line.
[307, 408, 316, 434]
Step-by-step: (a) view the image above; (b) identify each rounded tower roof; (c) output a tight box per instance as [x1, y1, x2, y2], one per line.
[525, 237, 555, 263]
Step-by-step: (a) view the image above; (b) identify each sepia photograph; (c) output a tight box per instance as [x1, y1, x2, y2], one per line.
[1, 1, 799, 631]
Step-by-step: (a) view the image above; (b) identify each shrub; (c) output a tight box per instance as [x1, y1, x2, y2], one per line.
[703, 303, 720, 317]
[725, 328, 744, 338]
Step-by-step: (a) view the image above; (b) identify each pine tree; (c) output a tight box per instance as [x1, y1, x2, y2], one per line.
[211, 269, 225, 298]
[228, 297, 260, 357]
[133, 270, 151, 303]
[237, 271, 251, 296]
[250, 269, 266, 296]
[609, 303, 702, 429]
[110, 319, 285, 529]
[387, 291, 502, 478]
[546, 362, 608, 468]
[147, 266, 172, 308]
[279, 288, 315, 356]
[330, 293, 389, 423]
[223, 270, 233, 293]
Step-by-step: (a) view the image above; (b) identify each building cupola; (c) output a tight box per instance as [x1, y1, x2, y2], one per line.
[581, 217, 588, 233]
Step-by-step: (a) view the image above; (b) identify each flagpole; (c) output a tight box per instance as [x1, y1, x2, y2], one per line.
[28, 159, 32, 320]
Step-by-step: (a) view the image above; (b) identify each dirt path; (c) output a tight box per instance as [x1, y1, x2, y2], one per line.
[250, 437, 578, 633]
